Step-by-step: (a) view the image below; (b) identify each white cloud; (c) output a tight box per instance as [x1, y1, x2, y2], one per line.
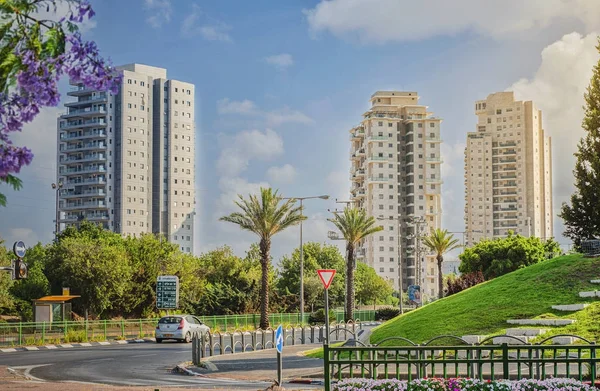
[506, 32, 600, 236]
[265, 108, 313, 126]
[267, 164, 297, 184]
[144, 0, 172, 28]
[9, 106, 61, 182]
[216, 129, 284, 177]
[217, 98, 258, 115]
[304, 0, 600, 43]
[441, 141, 466, 178]
[217, 99, 313, 126]
[264, 54, 294, 70]
[181, 4, 233, 42]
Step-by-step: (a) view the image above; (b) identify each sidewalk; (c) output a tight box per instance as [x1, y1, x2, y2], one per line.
[191, 344, 324, 382]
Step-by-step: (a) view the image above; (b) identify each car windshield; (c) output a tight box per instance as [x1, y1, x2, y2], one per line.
[158, 317, 182, 324]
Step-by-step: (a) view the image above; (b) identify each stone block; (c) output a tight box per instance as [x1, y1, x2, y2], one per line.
[506, 328, 547, 336]
[552, 336, 575, 345]
[579, 291, 596, 298]
[493, 336, 529, 344]
[551, 304, 588, 311]
[461, 335, 484, 344]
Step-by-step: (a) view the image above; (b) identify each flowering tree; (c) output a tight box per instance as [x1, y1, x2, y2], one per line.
[0, 0, 121, 206]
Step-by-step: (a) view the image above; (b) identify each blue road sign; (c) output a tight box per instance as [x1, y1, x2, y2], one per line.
[275, 324, 283, 353]
[13, 241, 26, 258]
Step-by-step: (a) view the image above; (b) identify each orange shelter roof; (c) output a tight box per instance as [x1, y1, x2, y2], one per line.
[34, 295, 80, 303]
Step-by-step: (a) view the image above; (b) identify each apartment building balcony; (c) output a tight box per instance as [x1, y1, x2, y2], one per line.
[493, 165, 517, 172]
[349, 129, 365, 140]
[493, 190, 517, 196]
[492, 174, 517, 180]
[67, 85, 102, 96]
[60, 129, 107, 141]
[65, 93, 108, 107]
[492, 157, 517, 164]
[426, 178, 443, 184]
[63, 142, 107, 152]
[59, 153, 106, 164]
[492, 141, 517, 148]
[425, 157, 443, 164]
[60, 118, 107, 130]
[61, 106, 107, 119]
[355, 189, 366, 199]
[60, 165, 106, 175]
[494, 215, 518, 221]
[493, 198, 518, 204]
[493, 149, 517, 156]
[425, 136, 442, 143]
[66, 176, 106, 186]
[494, 206, 517, 212]
[355, 168, 365, 177]
[62, 200, 108, 210]
[61, 189, 106, 199]
[60, 212, 109, 222]
[494, 222, 518, 229]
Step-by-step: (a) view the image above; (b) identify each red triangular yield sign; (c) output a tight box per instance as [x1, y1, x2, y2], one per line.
[317, 269, 336, 290]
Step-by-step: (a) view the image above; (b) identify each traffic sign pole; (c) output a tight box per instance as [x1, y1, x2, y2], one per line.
[317, 269, 336, 391]
[275, 324, 283, 386]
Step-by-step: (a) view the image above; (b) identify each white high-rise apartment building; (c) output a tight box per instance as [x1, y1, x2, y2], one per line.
[464, 92, 552, 246]
[350, 91, 443, 299]
[56, 64, 196, 253]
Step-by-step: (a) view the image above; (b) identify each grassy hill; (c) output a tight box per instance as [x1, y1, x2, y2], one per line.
[370, 254, 600, 344]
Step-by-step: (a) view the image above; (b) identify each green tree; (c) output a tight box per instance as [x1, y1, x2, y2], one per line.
[355, 262, 393, 309]
[560, 38, 600, 248]
[220, 188, 305, 329]
[328, 207, 383, 321]
[421, 229, 461, 299]
[277, 242, 346, 310]
[45, 222, 132, 318]
[459, 232, 556, 280]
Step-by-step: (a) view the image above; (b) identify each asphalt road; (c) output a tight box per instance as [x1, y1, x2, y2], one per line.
[0, 342, 296, 389]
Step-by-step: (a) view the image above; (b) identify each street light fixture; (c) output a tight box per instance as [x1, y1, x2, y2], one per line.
[51, 181, 63, 238]
[282, 195, 330, 325]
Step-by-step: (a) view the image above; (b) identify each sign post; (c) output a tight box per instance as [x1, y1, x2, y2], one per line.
[156, 276, 179, 314]
[275, 324, 283, 386]
[317, 269, 336, 391]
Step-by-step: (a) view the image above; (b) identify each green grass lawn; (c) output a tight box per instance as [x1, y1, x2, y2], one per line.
[371, 254, 600, 345]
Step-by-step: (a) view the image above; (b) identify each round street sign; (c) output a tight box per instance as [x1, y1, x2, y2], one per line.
[13, 241, 26, 258]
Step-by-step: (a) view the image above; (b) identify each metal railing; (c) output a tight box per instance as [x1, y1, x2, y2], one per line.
[0, 311, 376, 348]
[323, 334, 599, 390]
[192, 321, 362, 365]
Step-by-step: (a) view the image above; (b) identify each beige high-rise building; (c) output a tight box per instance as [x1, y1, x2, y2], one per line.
[350, 91, 443, 299]
[464, 92, 552, 246]
[56, 64, 196, 254]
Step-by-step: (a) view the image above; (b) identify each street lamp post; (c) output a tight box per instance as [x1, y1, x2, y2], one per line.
[283, 195, 330, 326]
[51, 182, 63, 238]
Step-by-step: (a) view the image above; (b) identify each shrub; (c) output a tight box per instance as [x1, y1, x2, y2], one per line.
[375, 307, 400, 321]
[333, 377, 598, 391]
[446, 271, 485, 296]
[308, 309, 335, 325]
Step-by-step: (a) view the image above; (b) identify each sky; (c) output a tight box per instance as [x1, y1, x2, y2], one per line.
[1, 0, 600, 265]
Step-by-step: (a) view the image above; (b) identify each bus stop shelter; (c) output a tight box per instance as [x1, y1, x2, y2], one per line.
[33, 295, 80, 324]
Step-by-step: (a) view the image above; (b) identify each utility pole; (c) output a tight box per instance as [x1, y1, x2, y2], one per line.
[51, 182, 63, 238]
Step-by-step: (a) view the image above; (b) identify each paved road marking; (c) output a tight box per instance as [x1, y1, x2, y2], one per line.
[9, 364, 52, 382]
[115, 340, 128, 344]
[98, 341, 111, 345]
[80, 343, 92, 347]
[130, 353, 157, 358]
[60, 344, 73, 348]
[45, 345, 57, 349]
[1, 348, 17, 352]
[24, 346, 39, 351]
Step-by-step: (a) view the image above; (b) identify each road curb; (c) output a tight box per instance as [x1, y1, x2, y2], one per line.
[0, 338, 156, 353]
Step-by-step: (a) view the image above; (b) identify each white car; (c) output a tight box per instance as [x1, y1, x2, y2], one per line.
[155, 315, 210, 343]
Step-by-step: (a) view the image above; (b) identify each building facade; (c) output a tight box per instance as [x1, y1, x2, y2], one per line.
[350, 91, 443, 299]
[464, 92, 552, 246]
[56, 64, 195, 253]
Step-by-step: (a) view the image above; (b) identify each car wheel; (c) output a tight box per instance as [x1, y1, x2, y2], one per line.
[184, 332, 191, 343]
[156, 338, 163, 343]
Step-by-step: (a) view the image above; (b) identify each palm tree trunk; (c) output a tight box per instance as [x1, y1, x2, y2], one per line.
[437, 254, 444, 299]
[345, 243, 355, 322]
[259, 238, 271, 329]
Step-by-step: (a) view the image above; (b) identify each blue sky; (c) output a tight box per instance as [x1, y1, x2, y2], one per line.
[1, 0, 599, 263]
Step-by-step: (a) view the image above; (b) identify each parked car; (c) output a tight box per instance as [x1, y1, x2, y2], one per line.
[155, 315, 210, 343]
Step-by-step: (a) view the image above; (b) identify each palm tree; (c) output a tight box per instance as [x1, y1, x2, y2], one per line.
[421, 229, 461, 299]
[328, 207, 383, 322]
[220, 188, 305, 329]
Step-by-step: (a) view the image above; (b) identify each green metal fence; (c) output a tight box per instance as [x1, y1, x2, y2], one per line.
[0, 310, 376, 348]
[323, 336, 599, 391]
